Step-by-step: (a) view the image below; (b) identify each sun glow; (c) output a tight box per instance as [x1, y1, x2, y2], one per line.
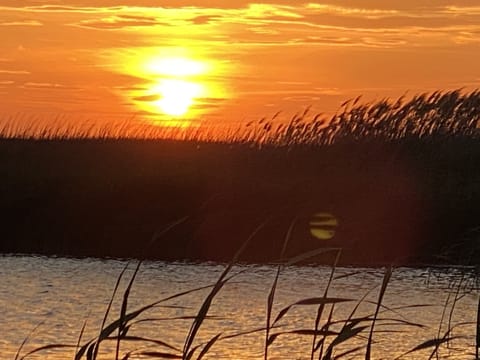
[144, 57, 209, 77]
[114, 47, 229, 125]
[124, 52, 225, 121]
[151, 79, 204, 117]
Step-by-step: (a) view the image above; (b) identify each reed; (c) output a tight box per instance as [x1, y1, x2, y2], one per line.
[17, 249, 479, 359]
[1, 89, 478, 144]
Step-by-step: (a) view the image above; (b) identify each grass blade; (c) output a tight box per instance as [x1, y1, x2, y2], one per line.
[86, 261, 130, 360]
[312, 249, 341, 360]
[14, 321, 44, 360]
[196, 333, 222, 360]
[74, 318, 88, 360]
[116, 261, 142, 360]
[182, 219, 269, 359]
[273, 297, 351, 326]
[365, 266, 392, 360]
[265, 218, 297, 360]
[134, 351, 182, 358]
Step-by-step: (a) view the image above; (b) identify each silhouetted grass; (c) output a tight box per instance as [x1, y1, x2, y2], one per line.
[1, 89, 478, 143]
[0, 89, 479, 264]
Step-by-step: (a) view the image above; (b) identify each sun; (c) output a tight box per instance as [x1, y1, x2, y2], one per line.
[151, 79, 204, 117]
[139, 56, 209, 117]
[119, 49, 228, 123]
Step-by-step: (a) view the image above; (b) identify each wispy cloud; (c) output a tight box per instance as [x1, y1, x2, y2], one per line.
[0, 69, 30, 75]
[132, 94, 160, 102]
[22, 82, 67, 89]
[75, 15, 165, 30]
[0, 19, 42, 26]
[0, 5, 119, 13]
[190, 15, 222, 25]
[306, 3, 400, 18]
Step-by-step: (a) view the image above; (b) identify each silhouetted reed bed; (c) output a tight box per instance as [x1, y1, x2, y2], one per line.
[0, 89, 479, 265]
[2, 89, 479, 143]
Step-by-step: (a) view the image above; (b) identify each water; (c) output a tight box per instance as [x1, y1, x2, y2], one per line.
[1, 255, 478, 359]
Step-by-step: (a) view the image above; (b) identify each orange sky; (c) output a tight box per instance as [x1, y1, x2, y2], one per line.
[1, 1, 480, 132]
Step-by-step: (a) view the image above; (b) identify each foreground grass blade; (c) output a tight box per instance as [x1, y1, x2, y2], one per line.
[74, 319, 88, 360]
[330, 345, 364, 359]
[273, 297, 352, 326]
[286, 247, 341, 266]
[195, 333, 222, 360]
[145, 216, 190, 255]
[19, 344, 77, 359]
[105, 335, 181, 352]
[394, 335, 458, 359]
[14, 321, 44, 360]
[265, 218, 297, 360]
[315, 287, 375, 355]
[313, 249, 341, 360]
[268, 329, 339, 346]
[322, 325, 369, 360]
[83, 261, 130, 360]
[116, 261, 143, 360]
[75, 282, 215, 359]
[365, 266, 392, 360]
[182, 219, 269, 359]
[134, 351, 182, 359]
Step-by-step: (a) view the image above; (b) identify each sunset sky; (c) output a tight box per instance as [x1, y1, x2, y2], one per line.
[1, 1, 480, 130]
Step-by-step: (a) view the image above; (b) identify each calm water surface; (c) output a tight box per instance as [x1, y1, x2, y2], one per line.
[1, 255, 478, 359]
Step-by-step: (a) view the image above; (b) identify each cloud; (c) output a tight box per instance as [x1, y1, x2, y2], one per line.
[0, 69, 30, 74]
[22, 82, 80, 90]
[190, 15, 222, 25]
[133, 94, 160, 102]
[306, 3, 400, 18]
[75, 15, 166, 29]
[187, 97, 227, 110]
[0, 5, 120, 13]
[0, 20, 42, 26]
[443, 6, 480, 15]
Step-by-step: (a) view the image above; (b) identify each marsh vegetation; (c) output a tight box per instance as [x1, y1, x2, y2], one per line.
[1, 90, 479, 265]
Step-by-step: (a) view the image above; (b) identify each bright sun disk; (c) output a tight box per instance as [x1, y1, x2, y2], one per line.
[126, 52, 224, 120]
[152, 79, 204, 117]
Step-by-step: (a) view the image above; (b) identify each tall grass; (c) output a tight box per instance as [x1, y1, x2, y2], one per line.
[1, 89, 479, 144]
